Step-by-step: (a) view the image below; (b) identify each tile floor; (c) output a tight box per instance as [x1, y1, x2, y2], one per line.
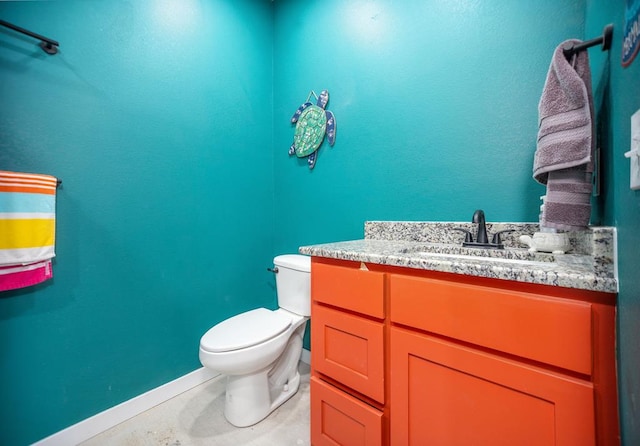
[80, 362, 310, 446]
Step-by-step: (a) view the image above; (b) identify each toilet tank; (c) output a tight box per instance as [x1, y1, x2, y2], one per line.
[273, 254, 311, 317]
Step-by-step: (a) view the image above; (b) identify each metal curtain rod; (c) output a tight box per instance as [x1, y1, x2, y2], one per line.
[0, 19, 59, 55]
[563, 24, 613, 60]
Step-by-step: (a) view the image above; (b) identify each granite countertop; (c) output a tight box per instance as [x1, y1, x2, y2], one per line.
[299, 221, 618, 293]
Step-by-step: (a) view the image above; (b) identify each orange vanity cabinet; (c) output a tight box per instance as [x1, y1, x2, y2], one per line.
[388, 274, 619, 446]
[310, 257, 619, 446]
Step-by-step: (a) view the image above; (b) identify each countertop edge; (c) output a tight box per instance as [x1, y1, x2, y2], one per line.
[299, 240, 618, 294]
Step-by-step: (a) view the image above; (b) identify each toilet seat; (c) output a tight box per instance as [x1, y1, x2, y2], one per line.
[200, 308, 292, 353]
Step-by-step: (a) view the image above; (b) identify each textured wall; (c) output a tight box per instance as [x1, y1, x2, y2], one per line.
[0, 1, 275, 444]
[272, 0, 585, 252]
[586, 1, 640, 443]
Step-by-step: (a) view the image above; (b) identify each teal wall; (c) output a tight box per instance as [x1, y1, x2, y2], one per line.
[2, 0, 639, 445]
[0, 1, 275, 445]
[272, 0, 584, 250]
[585, 1, 640, 444]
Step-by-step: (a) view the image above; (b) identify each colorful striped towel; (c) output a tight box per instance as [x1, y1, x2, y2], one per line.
[0, 171, 57, 291]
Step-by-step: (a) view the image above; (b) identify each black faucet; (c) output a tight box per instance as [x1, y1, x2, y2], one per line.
[472, 209, 489, 244]
[458, 209, 514, 249]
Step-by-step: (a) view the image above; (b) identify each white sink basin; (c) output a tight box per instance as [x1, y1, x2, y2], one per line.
[410, 250, 557, 267]
[398, 244, 557, 266]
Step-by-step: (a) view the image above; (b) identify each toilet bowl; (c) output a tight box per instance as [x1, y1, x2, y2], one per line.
[198, 254, 311, 427]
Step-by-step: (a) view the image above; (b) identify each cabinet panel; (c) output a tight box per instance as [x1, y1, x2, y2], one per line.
[312, 304, 385, 403]
[312, 260, 385, 319]
[311, 377, 383, 446]
[390, 327, 595, 446]
[390, 274, 593, 375]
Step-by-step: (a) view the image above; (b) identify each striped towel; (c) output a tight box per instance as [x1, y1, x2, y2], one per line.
[0, 171, 57, 291]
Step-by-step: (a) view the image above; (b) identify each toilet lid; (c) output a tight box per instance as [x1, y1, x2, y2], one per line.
[200, 308, 292, 353]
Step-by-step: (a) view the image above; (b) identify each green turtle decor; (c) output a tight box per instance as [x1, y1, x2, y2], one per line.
[288, 90, 336, 169]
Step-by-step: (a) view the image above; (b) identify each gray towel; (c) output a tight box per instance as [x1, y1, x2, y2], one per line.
[534, 39, 594, 231]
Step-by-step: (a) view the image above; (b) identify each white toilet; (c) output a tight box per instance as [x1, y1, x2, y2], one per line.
[199, 254, 311, 427]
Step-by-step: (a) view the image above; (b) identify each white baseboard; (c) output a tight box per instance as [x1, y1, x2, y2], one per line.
[33, 348, 311, 445]
[33, 367, 220, 446]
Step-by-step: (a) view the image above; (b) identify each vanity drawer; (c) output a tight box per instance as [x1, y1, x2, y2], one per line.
[311, 376, 383, 446]
[389, 274, 593, 375]
[312, 303, 385, 403]
[312, 260, 385, 319]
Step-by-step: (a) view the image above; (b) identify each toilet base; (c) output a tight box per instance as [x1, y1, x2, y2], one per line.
[224, 369, 301, 427]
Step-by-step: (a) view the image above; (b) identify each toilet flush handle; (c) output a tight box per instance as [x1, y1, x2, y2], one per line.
[267, 267, 279, 273]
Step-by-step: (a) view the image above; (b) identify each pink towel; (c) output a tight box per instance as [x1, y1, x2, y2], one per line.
[0, 260, 52, 292]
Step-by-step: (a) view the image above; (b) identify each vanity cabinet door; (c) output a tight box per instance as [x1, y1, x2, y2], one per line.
[390, 327, 595, 446]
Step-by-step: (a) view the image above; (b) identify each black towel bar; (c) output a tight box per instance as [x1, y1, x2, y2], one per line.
[563, 24, 613, 60]
[0, 19, 59, 54]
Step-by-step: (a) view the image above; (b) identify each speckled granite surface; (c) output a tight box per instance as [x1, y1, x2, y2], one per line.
[299, 221, 618, 293]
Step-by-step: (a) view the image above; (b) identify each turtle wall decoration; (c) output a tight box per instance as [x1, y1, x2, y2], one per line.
[288, 90, 336, 169]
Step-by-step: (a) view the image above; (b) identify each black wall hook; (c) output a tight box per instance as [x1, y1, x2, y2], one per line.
[563, 24, 613, 60]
